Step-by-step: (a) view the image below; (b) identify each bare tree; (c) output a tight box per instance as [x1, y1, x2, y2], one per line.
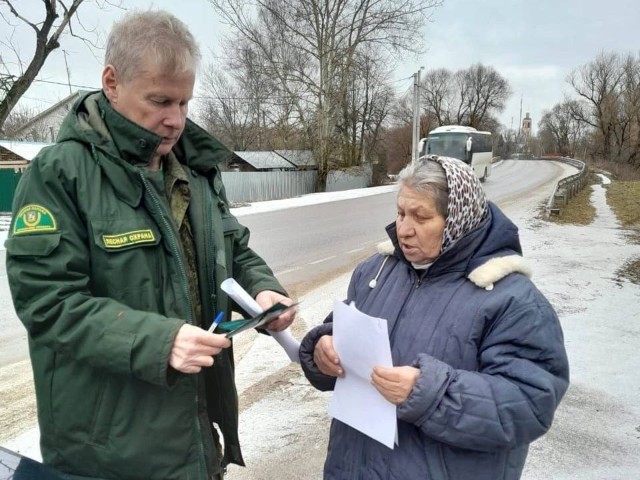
[2, 103, 50, 140]
[419, 63, 511, 131]
[463, 64, 511, 129]
[198, 67, 258, 151]
[0, 0, 121, 134]
[209, 0, 442, 190]
[336, 50, 394, 167]
[538, 100, 586, 157]
[420, 68, 453, 125]
[567, 52, 626, 161]
[198, 38, 312, 151]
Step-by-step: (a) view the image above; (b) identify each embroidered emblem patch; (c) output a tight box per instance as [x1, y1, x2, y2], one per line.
[13, 204, 58, 235]
[102, 229, 156, 249]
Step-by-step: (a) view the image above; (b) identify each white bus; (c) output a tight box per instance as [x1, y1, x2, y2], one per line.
[418, 125, 493, 182]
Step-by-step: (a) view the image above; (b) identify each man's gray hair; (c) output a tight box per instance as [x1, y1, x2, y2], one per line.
[397, 158, 449, 217]
[105, 10, 201, 82]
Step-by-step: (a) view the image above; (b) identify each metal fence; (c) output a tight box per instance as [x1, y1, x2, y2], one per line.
[220, 166, 372, 203]
[0, 165, 373, 211]
[542, 157, 589, 217]
[221, 170, 316, 203]
[0, 169, 23, 213]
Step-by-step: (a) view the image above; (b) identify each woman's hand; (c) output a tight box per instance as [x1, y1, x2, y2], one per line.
[314, 335, 344, 377]
[371, 366, 420, 405]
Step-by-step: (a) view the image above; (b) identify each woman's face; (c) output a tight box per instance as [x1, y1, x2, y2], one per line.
[396, 186, 446, 265]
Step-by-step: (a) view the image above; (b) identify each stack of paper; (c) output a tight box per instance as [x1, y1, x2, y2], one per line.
[328, 300, 397, 449]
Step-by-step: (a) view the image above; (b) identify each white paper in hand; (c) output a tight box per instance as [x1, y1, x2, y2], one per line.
[328, 299, 397, 449]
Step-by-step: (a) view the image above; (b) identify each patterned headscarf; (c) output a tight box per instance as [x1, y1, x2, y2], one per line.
[428, 155, 489, 253]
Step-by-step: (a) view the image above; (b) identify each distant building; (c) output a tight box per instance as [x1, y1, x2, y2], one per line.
[274, 150, 317, 171]
[225, 150, 315, 172]
[0, 139, 50, 165]
[10, 90, 89, 142]
[226, 151, 297, 172]
[522, 112, 532, 141]
[0, 139, 51, 212]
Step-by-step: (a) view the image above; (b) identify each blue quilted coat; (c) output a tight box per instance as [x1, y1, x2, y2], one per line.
[300, 203, 569, 480]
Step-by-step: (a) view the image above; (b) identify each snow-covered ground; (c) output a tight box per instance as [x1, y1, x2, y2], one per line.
[3, 179, 640, 479]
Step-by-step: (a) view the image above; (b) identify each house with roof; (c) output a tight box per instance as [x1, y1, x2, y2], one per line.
[274, 150, 316, 170]
[10, 90, 88, 142]
[225, 150, 297, 172]
[0, 139, 51, 212]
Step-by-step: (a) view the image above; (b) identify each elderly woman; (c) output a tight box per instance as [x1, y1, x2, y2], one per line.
[299, 156, 569, 480]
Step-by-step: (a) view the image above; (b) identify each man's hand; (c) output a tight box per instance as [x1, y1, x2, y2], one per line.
[169, 324, 231, 374]
[371, 366, 420, 405]
[255, 290, 296, 331]
[313, 335, 343, 377]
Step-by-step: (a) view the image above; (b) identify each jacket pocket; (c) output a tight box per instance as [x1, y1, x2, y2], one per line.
[4, 233, 61, 256]
[89, 377, 119, 447]
[88, 218, 164, 310]
[221, 214, 240, 272]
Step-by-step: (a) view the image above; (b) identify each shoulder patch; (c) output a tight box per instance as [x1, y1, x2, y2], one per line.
[13, 204, 58, 235]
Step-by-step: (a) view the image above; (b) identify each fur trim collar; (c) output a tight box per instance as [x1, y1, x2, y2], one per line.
[374, 241, 531, 291]
[467, 255, 532, 290]
[376, 240, 395, 256]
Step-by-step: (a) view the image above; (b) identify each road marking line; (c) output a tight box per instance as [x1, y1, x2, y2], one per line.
[346, 248, 364, 254]
[276, 267, 301, 275]
[308, 255, 336, 265]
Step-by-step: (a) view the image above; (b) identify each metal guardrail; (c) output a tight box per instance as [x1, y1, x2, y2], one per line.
[540, 157, 589, 217]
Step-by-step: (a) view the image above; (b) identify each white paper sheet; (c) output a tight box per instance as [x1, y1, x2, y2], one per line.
[220, 278, 300, 362]
[328, 300, 397, 449]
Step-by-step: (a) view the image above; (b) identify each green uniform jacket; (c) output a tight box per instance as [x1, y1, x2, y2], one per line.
[5, 92, 285, 479]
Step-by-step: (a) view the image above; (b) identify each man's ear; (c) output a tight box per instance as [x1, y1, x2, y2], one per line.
[102, 65, 119, 103]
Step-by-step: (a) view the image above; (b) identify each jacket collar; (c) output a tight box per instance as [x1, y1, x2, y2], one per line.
[60, 91, 233, 206]
[96, 93, 163, 168]
[381, 202, 530, 288]
[96, 92, 233, 174]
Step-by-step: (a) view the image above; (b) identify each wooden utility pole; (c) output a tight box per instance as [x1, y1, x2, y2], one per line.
[412, 67, 424, 162]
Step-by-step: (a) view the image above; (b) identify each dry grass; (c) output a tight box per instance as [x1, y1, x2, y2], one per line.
[587, 159, 640, 181]
[547, 174, 640, 285]
[605, 179, 640, 284]
[546, 174, 598, 225]
[606, 181, 640, 227]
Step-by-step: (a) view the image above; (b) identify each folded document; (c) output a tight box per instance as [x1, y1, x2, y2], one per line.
[216, 302, 299, 338]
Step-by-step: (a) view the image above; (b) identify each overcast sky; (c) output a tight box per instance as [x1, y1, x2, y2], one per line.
[3, 0, 638, 135]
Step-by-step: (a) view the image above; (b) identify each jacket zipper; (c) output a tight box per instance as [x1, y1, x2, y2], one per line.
[201, 176, 224, 468]
[139, 172, 194, 324]
[139, 172, 207, 478]
[389, 268, 424, 343]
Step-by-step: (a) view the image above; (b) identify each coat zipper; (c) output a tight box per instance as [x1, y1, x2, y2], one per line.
[139, 172, 194, 324]
[139, 172, 207, 478]
[389, 268, 425, 342]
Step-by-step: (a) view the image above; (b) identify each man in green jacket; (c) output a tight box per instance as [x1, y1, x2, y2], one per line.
[5, 10, 295, 480]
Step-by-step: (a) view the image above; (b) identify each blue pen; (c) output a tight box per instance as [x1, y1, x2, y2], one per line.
[208, 311, 224, 333]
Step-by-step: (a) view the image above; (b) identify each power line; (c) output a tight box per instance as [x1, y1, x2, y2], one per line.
[32, 78, 99, 90]
[2, 73, 100, 90]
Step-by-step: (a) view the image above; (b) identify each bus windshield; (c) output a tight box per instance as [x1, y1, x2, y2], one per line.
[425, 133, 468, 161]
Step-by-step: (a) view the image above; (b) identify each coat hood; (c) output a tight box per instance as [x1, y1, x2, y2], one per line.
[377, 202, 531, 290]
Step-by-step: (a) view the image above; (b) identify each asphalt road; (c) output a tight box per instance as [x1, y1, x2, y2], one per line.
[240, 159, 569, 293]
